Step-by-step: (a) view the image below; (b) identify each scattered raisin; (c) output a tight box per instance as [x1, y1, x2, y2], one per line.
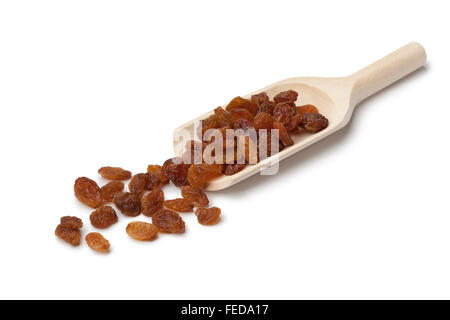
[162, 157, 189, 187]
[60, 216, 83, 229]
[128, 173, 147, 195]
[152, 209, 186, 234]
[113, 192, 141, 217]
[181, 186, 209, 207]
[55, 225, 81, 246]
[126, 221, 159, 241]
[100, 181, 124, 204]
[145, 173, 162, 190]
[90, 206, 118, 229]
[274, 90, 298, 105]
[74, 177, 101, 208]
[195, 207, 221, 226]
[187, 163, 224, 189]
[98, 166, 131, 180]
[302, 113, 329, 133]
[147, 164, 170, 186]
[85, 232, 110, 253]
[164, 198, 193, 213]
[141, 189, 164, 217]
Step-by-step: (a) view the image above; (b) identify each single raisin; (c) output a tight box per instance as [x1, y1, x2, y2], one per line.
[126, 221, 159, 241]
[90, 206, 118, 229]
[297, 104, 318, 116]
[85, 232, 110, 253]
[60, 216, 83, 229]
[180, 186, 209, 207]
[152, 209, 186, 234]
[224, 164, 246, 175]
[74, 177, 101, 208]
[128, 173, 148, 195]
[302, 113, 329, 133]
[147, 164, 169, 186]
[164, 198, 193, 213]
[187, 163, 224, 189]
[145, 172, 162, 191]
[195, 207, 221, 226]
[100, 181, 124, 204]
[98, 166, 131, 180]
[113, 192, 141, 217]
[274, 90, 298, 105]
[162, 157, 189, 187]
[254, 112, 274, 130]
[55, 225, 81, 246]
[285, 113, 302, 132]
[273, 102, 295, 128]
[226, 96, 259, 116]
[229, 108, 254, 126]
[251, 92, 270, 107]
[141, 189, 164, 217]
[273, 121, 294, 147]
[258, 101, 275, 115]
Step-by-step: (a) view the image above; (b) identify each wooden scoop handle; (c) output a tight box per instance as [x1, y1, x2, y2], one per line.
[349, 42, 427, 104]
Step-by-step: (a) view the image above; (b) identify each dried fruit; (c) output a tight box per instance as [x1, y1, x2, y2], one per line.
[297, 104, 318, 116]
[182, 140, 206, 165]
[164, 198, 193, 212]
[113, 192, 141, 217]
[187, 163, 224, 189]
[55, 225, 81, 246]
[214, 107, 233, 127]
[141, 189, 164, 217]
[147, 165, 169, 186]
[229, 108, 254, 125]
[98, 166, 131, 180]
[162, 157, 189, 187]
[126, 221, 159, 241]
[100, 181, 124, 204]
[181, 186, 209, 207]
[273, 102, 295, 128]
[224, 163, 246, 175]
[195, 207, 221, 226]
[128, 173, 147, 195]
[254, 112, 274, 131]
[90, 206, 118, 229]
[152, 209, 186, 234]
[145, 173, 162, 190]
[226, 96, 258, 116]
[258, 101, 275, 115]
[60, 216, 83, 229]
[233, 118, 255, 132]
[85, 232, 110, 253]
[74, 177, 101, 208]
[251, 92, 270, 107]
[273, 121, 294, 147]
[274, 90, 298, 105]
[302, 113, 329, 133]
[285, 113, 302, 132]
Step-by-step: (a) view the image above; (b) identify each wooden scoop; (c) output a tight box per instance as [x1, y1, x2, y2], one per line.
[173, 42, 427, 191]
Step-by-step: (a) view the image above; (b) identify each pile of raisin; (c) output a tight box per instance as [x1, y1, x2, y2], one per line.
[58, 89, 328, 253]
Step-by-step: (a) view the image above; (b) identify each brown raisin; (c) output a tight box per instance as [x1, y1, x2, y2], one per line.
[141, 189, 164, 217]
[128, 173, 148, 194]
[74, 177, 101, 208]
[233, 118, 255, 132]
[90, 206, 118, 229]
[274, 90, 298, 105]
[145, 172, 162, 190]
[85, 232, 110, 253]
[273, 121, 294, 147]
[55, 225, 81, 246]
[98, 166, 131, 180]
[100, 181, 124, 204]
[254, 112, 274, 130]
[162, 157, 189, 187]
[226, 96, 259, 116]
[273, 102, 295, 128]
[147, 164, 170, 185]
[180, 186, 209, 207]
[152, 209, 186, 234]
[258, 101, 275, 115]
[164, 198, 193, 213]
[113, 192, 141, 217]
[195, 207, 221, 226]
[224, 164, 246, 175]
[229, 108, 254, 126]
[187, 163, 224, 189]
[60, 216, 83, 229]
[126, 221, 159, 241]
[214, 106, 233, 127]
[285, 113, 302, 132]
[302, 113, 329, 133]
[297, 104, 318, 116]
[251, 92, 269, 107]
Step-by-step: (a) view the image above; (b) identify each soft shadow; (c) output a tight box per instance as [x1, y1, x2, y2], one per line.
[218, 66, 429, 197]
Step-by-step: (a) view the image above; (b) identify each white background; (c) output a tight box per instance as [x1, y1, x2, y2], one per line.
[0, 0, 449, 300]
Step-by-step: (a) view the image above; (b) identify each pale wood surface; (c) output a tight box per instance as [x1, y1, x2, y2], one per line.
[173, 42, 427, 191]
